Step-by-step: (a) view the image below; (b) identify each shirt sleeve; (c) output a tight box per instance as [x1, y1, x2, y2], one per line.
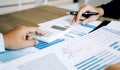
[0, 33, 5, 52]
[99, 0, 120, 19]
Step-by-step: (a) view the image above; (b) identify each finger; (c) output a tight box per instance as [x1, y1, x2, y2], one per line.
[26, 27, 45, 35]
[27, 32, 34, 37]
[76, 8, 88, 22]
[35, 27, 45, 35]
[21, 40, 39, 48]
[71, 4, 90, 25]
[71, 16, 77, 25]
[27, 35, 34, 40]
[76, 11, 83, 22]
[79, 16, 86, 21]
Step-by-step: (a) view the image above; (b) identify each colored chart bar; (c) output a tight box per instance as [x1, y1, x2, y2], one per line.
[74, 50, 120, 70]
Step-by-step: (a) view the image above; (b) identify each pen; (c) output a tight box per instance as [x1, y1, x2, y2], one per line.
[66, 11, 99, 18]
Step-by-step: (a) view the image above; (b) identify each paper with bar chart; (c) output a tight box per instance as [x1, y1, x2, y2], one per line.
[52, 27, 120, 70]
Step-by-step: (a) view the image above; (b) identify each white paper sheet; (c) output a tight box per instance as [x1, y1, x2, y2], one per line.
[106, 21, 120, 31]
[0, 47, 39, 65]
[38, 15, 101, 40]
[50, 27, 120, 70]
[0, 48, 76, 70]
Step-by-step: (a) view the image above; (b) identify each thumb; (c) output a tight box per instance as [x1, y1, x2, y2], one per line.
[22, 40, 39, 47]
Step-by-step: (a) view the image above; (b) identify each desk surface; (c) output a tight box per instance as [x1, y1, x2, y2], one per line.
[0, 5, 70, 33]
[0, 5, 116, 33]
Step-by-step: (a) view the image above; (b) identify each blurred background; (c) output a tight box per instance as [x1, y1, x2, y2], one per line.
[0, 0, 111, 15]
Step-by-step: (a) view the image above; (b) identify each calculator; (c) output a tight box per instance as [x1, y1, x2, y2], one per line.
[34, 25, 72, 43]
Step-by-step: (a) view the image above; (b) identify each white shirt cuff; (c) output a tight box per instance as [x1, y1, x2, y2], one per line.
[0, 33, 5, 52]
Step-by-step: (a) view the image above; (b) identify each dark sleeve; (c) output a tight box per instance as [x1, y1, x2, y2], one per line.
[99, 0, 120, 19]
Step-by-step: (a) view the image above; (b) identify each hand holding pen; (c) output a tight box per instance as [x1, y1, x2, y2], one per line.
[67, 4, 104, 25]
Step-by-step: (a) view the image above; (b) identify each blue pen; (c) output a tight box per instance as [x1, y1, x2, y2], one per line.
[66, 11, 99, 18]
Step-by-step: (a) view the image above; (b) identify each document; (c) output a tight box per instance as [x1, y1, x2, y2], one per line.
[0, 48, 76, 70]
[38, 15, 101, 40]
[50, 27, 120, 70]
[106, 21, 120, 31]
[0, 47, 39, 65]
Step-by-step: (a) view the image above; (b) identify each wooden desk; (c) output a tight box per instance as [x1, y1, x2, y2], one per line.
[0, 5, 70, 33]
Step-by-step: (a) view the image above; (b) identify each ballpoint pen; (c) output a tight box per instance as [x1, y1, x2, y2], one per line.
[66, 11, 99, 18]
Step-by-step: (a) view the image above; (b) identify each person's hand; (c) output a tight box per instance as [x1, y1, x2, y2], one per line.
[105, 63, 120, 70]
[72, 4, 104, 25]
[3, 25, 45, 50]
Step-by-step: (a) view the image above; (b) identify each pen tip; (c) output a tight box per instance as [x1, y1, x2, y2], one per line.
[66, 12, 70, 15]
